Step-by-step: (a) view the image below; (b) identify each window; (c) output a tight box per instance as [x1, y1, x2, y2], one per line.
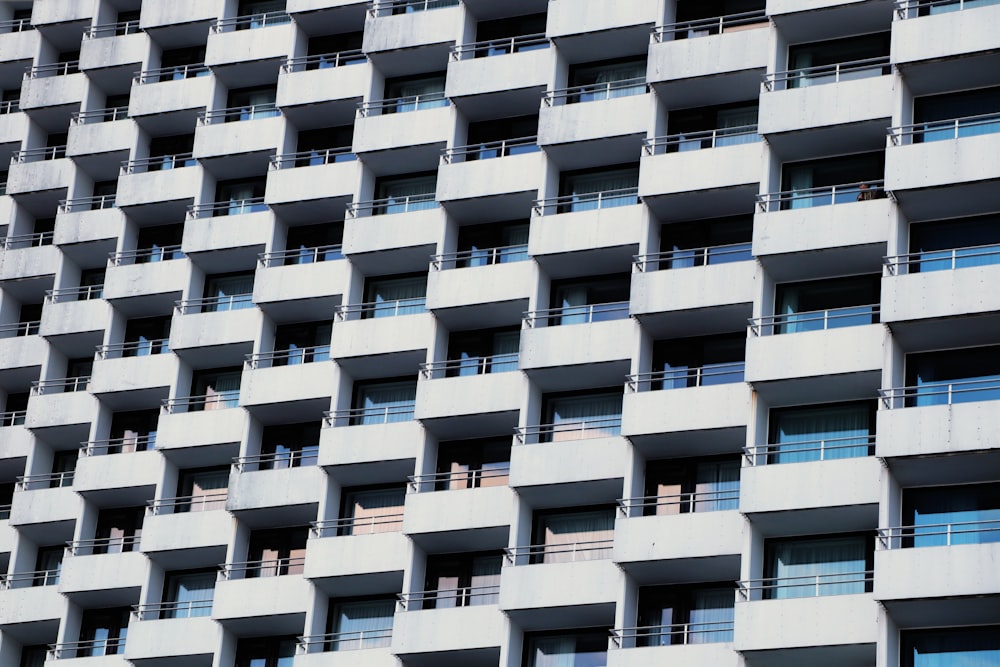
[91, 180, 117, 208]
[294, 126, 355, 166]
[234, 636, 297, 667]
[3, 391, 28, 424]
[161, 569, 215, 618]
[245, 527, 307, 577]
[259, 422, 320, 469]
[189, 368, 242, 411]
[19, 646, 47, 667]
[464, 115, 539, 160]
[780, 151, 885, 208]
[122, 316, 171, 356]
[226, 86, 278, 120]
[902, 626, 1000, 667]
[134, 223, 184, 261]
[372, 173, 437, 214]
[665, 103, 759, 150]
[908, 213, 1000, 273]
[214, 178, 267, 215]
[327, 598, 395, 650]
[158, 47, 208, 82]
[905, 345, 1000, 407]
[763, 534, 873, 599]
[558, 166, 639, 212]
[383, 73, 447, 113]
[902, 482, 1000, 547]
[673, 0, 766, 38]
[107, 409, 159, 452]
[351, 379, 416, 425]
[76, 608, 130, 657]
[540, 391, 623, 442]
[306, 32, 365, 68]
[445, 327, 520, 376]
[773, 275, 880, 333]
[202, 273, 255, 312]
[635, 583, 735, 646]
[767, 401, 875, 463]
[49, 450, 77, 488]
[473, 13, 547, 57]
[568, 58, 646, 103]
[454, 221, 529, 267]
[549, 275, 630, 326]
[651, 334, 745, 389]
[422, 551, 502, 609]
[174, 467, 229, 512]
[434, 438, 511, 490]
[33, 546, 63, 586]
[146, 135, 196, 170]
[531, 507, 615, 564]
[284, 222, 344, 264]
[92, 507, 144, 554]
[658, 216, 753, 269]
[17, 303, 42, 335]
[339, 486, 405, 536]
[786, 33, 890, 89]
[913, 85, 1000, 142]
[524, 629, 608, 667]
[0, 482, 11, 518]
[272, 321, 331, 365]
[361, 275, 426, 318]
[643, 457, 741, 515]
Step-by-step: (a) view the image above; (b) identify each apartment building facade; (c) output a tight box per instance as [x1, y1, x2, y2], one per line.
[0, 0, 998, 665]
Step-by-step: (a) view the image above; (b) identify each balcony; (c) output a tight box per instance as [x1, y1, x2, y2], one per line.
[437, 140, 543, 216]
[403, 482, 513, 550]
[319, 417, 423, 483]
[606, 641, 740, 667]
[277, 52, 370, 118]
[125, 611, 219, 663]
[19, 65, 86, 110]
[0, 100, 26, 145]
[31, 0, 94, 24]
[65, 112, 133, 160]
[214, 564, 311, 631]
[304, 523, 408, 595]
[296, 633, 394, 665]
[60, 546, 147, 605]
[892, 1, 1000, 74]
[520, 306, 636, 385]
[103, 249, 189, 304]
[363, 0, 463, 54]
[392, 600, 504, 656]
[183, 202, 273, 255]
[46, 641, 130, 664]
[54, 198, 124, 246]
[414, 362, 524, 436]
[329, 307, 432, 365]
[528, 196, 643, 276]
[5, 147, 71, 195]
[170, 297, 260, 353]
[206, 12, 295, 67]
[228, 460, 325, 514]
[157, 398, 248, 452]
[266, 149, 359, 210]
[0, 235, 60, 283]
[25, 378, 95, 438]
[39, 285, 109, 337]
[90, 341, 177, 397]
[447, 36, 551, 103]
[117, 155, 202, 209]
[539, 85, 650, 149]
[253, 247, 348, 319]
[140, 505, 232, 559]
[354, 97, 452, 157]
[131, 65, 214, 117]
[140, 0, 225, 29]
[343, 203, 445, 271]
[73, 449, 161, 499]
[0, 323, 46, 372]
[0, 582, 64, 627]
[8, 481, 80, 529]
[79, 24, 146, 71]
[194, 105, 284, 160]
[426, 251, 534, 327]
[0, 18, 38, 62]
[547, 0, 660, 39]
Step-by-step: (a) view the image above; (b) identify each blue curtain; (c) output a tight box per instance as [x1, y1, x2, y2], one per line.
[694, 460, 740, 511]
[166, 571, 215, 618]
[768, 536, 867, 599]
[688, 588, 735, 644]
[357, 381, 416, 424]
[773, 404, 870, 463]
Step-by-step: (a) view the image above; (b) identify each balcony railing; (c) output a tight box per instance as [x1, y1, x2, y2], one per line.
[135, 63, 210, 84]
[610, 620, 735, 648]
[533, 187, 640, 215]
[0, 568, 60, 589]
[48, 638, 125, 660]
[763, 56, 891, 91]
[110, 245, 185, 266]
[31, 376, 91, 395]
[11, 145, 66, 163]
[97, 338, 170, 359]
[122, 153, 197, 173]
[407, 466, 511, 493]
[71, 106, 128, 125]
[756, 179, 888, 212]
[0, 503, 9, 520]
[148, 492, 228, 515]
[211, 11, 291, 32]
[283, 49, 367, 72]
[199, 103, 280, 125]
[626, 362, 746, 392]
[0, 98, 19, 114]
[0, 17, 33, 33]
[442, 135, 539, 163]
[878, 518, 1000, 548]
[634, 243, 753, 272]
[653, 9, 768, 41]
[26, 61, 79, 78]
[270, 146, 356, 169]
[895, 0, 1000, 19]
[297, 628, 393, 653]
[524, 301, 630, 327]
[85, 20, 141, 38]
[1, 231, 53, 249]
[504, 539, 614, 565]
[0, 320, 39, 339]
[219, 556, 305, 580]
[68, 535, 141, 555]
[618, 489, 740, 518]
[419, 353, 519, 379]
[59, 194, 116, 212]
[0, 409, 27, 426]
[311, 514, 405, 537]
[323, 403, 416, 427]
[45, 284, 104, 303]
[544, 77, 648, 106]
[884, 243, 1000, 275]
[888, 110, 1000, 145]
[431, 244, 529, 270]
[644, 125, 760, 155]
[451, 33, 548, 60]
[233, 449, 318, 472]
[175, 293, 254, 314]
[82, 435, 157, 455]
[133, 599, 214, 620]
[358, 92, 449, 116]
[162, 391, 241, 413]
[334, 298, 427, 320]
[397, 584, 501, 610]
[17, 471, 74, 491]
[346, 193, 438, 217]
[744, 435, 876, 465]
[737, 571, 874, 601]
[369, 0, 460, 17]
[259, 244, 343, 267]
[515, 416, 622, 444]
[246, 345, 330, 369]
[749, 304, 880, 335]
[879, 378, 1000, 408]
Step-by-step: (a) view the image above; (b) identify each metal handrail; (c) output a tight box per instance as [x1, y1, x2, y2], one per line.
[407, 466, 511, 493]
[233, 449, 318, 471]
[643, 125, 760, 155]
[894, 0, 996, 18]
[451, 33, 548, 60]
[297, 628, 393, 653]
[85, 20, 141, 38]
[97, 338, 170, 359]
[46, 284, 104, 303]
[110, 245, 184, 266]
[17, 470, 75, 490]
[71, 106, 128, 124]
[0, 320, 39, 338]
[524, 301, 630, 327]
[175, 293, 254, 314]
[369, 0, 460, 17]
[162, 392, 241, 413]
[442, 135, 539, 163]
[756, 179, 888, 211]
[347, 193, 438, 217]
[879, 377, 1000, 408]
[0, 568, 61, 589]
[610, 620, 736, 648]
[283, 49, 367, 72]
[0, 409, 27, 426]
[219, 556, 306, 579]
[0, 17, 33, 33]
[544, 76, 648, 105]
[749, 304, 880, 335]
[67, 535, 141, 555]
[877, 518, 1000, 548]
[532, 187, 640, 215]
[135, 63, 210, 84]
[515, 416, 622, 444]
[334, 297, 426, 319]
[311, 513, 405, 537]
[888, 110, 1000, 145]
[59, 194, 116, 212]
[199, 103, 280, 124]
[11, 145, 66, 163]
[617, 489, 740, 517]
[358, 91, 449, 116]
[419, 353, 519, 379]
[323, 403, 416, 427]
[634, 243, 753, 271]
[31, 376, 91, 395]
[246, 345, 330, 369]
[0, 98, 19, 114]
[270, 146, 356, 169]
[431, 244, 529, 270]
[121, 153, 197, 173]
[48, 638, 125, 660]
[259, 244, 343, 267]
[504, 538, 614, 564]
[211, 11, 291, 32]
[26, 60, 79, 78]
[133, 599, 214, 620]
[626, 362, 746, 392]
[652, 9, 768, 41]
[82, 435, 156, 455]
[764, 56, 891, 91]
[0, 503, 9, 519]
[884, 242, 1000, 275]
[397, 584, 501, 610]
[148, 492, 228, 515]
[1, 231, 53, 249]
[737, 571, 874, 600]
[743, 435, 876, 465]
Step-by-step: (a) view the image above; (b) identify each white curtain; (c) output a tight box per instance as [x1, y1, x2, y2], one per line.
[377, 176, 436, 214]
[769, 536, 867, 599]
[715, 106, 759, 147]
[332, 599, 394, 650]
[345, 488, 405, 535]
[489, 331, 520, 373]
[390, 78, 446, 113]
[358, 381, 416, 424]
[500, 224, 530, 263]
[541, 510, 614, 563]
[567, 169, 638, 212]
[593, 62, 646, 99]
[167, 571, 215, 618]
[774, 405, 870, 463]
[204, 371, 241, 410]
[688, 588, 735, 644]
[531, 636, 577, 667]
[204, 274, 254, 311]
[694, 460, 740, 512]
[548, 393, 622, 441]
[367, 277, 426, 317]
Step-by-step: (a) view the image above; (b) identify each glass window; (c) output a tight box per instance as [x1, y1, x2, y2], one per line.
[902, 482, 1000, 547]
[327, 599, 395, 650]
[93, 507, 144, 554]
[905, 345, 1000, 407]
[532, 508, 615, 564]
[19, 646, 47, 667]
[246, 528, 307, 578]
[422, 551, 503, 608]
[225, 86, 278, 120]
[643, 457, 741, 515]
[774, 275, 880, 333]
[902, 626, 1000, 667]
[913, 85, 1000, 142]
[383, 74, 447, 113]
[780, 152, 885, 209]
[108, 409, 159, 452]
[33, 546, 63, 586]
[203, 273, 255, 312]
[658, 216, 753, 268]
[362, 275, 426, 318]
[214, 178, 267, 214]
[558, 167, 639, 212]
[352, 379, 416, 425]
[339, 486, 406, 536]
[77, 608, 130, 657]
[636, 583, 735, 647]
[908, 213, 1000, 273]
[550, 275, 630, 325]
[651, 334, 746, 389]
[175, 467, 229, 512]
[763, 534, 872, 599]
[455, 221, 530, 266]
[273, 321, 332, 365]
[234, 636, 297, 667]
[768, 401, 875, 463]
[786, 33, 890, 89]
[162, 570, 216, 618]
[190, 368, 242, 410]
[435, 438, 511, 490]
[373, 174, 437, 214]
[122, 316, 171, 356]
[284, 222, 344, 263]
[524, 630, 609, 667]
[446, 328, 520, 376]
[541, 391, 622, 442]
[260, 422, 321, 469]
[568, 58, 646, 102]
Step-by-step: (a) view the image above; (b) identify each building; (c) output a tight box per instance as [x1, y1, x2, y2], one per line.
[0, 0, 999, 665]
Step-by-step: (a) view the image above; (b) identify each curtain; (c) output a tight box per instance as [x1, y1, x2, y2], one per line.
[769, 536, 866, 599]
[541, 510, 615, 563]
[357, 381, 415, 425]
[591, 62, 646, 100]
[166, 571, 215, 618]
[345, 488, 405, 535]
[548, 393, 622, 442]
[694, 460, 740, 512]
[688, 588, 735, 644]
[331, 600, 394, 650]
[390, 78, 446, 113]
[910, 486, 1000, 547]
[204, 274, 254, 312]
[714, 106, 759, 147]
[367, 277, 426, 317]
[470, 555, 502, 605]
[908, 627, 1000, 667]
[566, 170, 639, 212]
[185, 470, 229, 511]
[500, 224, 530, 263]
[786, 165, 818, 210]
[377, 176, 436, 214]
[204, 372, 241, 410]
[531, 637, 577, 667]
[489, 331, 520, 373]
[773, 405, 870, 463]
